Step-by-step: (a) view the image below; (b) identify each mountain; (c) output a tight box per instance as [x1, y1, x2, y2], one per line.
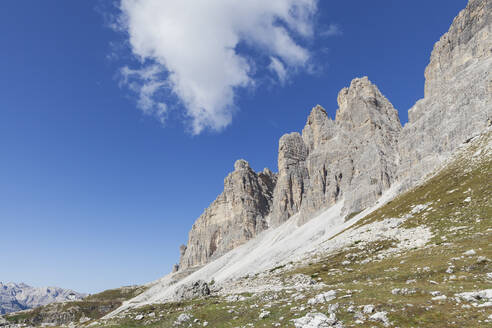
[5, 125, 490, 327]
[178, 161, 277, 270]
[1, 0, 490, 327]
[177, 0, 491, 272]
[0, 282, 85, 314]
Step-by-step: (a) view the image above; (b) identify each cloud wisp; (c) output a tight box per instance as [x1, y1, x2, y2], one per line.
[117, 0, 318, 134]
[321, 23, 342, 37]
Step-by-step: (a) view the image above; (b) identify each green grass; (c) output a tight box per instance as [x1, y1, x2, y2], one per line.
[345, 209, 363, 222]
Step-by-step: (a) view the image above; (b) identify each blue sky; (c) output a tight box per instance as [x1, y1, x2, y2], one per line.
[0, 0, 467, 294]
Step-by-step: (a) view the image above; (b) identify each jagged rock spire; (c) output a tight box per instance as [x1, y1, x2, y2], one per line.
[178, 159, 277, 270]
[302, 105, 336, 152]
[271, 77, 402, 226]
[335, 77, 401, 133]
[270, 132, 309, 226]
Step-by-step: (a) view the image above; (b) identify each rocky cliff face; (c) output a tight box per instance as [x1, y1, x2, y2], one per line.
[178, 0, 491, 270]
[398, 0, 492, 186]
[271, 78, 401, 226]
[178, 160, 276, 270]
[0, 282, 85, 314]
[270, 132, 309, 226]
[304, 78, 401, 222]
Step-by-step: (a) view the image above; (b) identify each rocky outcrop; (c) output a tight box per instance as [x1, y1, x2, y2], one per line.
[173, 280, 211, 301]
[0, 282, 85, 315]
[306, 78, 400, 222]
[270, 133, 309, 226]
[272, 77, 401, 226]
[178, 160, 277, 270]
[177, 0, 491, 271]
[398, 0, 492, 186]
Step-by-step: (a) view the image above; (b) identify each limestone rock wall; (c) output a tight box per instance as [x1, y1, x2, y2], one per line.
[306, 78, 401, 222]
[178, 160, 277, 270]
[398, 0, 492, 187]
[272, 77, 402, 227]
[269, 132, 309, 226]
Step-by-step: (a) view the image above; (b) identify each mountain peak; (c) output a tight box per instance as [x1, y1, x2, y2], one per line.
[302, 105, 336, 153]
[335, 76, 401, 132]
[233, 159, 251, 171]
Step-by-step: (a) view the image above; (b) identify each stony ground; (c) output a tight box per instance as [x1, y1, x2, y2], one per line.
[4, 131, 489, 328]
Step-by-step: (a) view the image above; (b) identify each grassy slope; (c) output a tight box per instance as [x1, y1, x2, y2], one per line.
[5, 132, 490, 328]
[99, 132, 491, 328]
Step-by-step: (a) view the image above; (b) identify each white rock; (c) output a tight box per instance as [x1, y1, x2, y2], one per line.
[477, 301, 492, 308]
[455, 289, 492, 302]
[174, 313, 192, 325]
[135, 314, 144, 321]
[431, 295, 447, 301]
[392, 288, 416, 295]
[225, 294, 247, 302]
[410, 203, 430, 214]
[476, 256, 488, 263]
[369, 311, 390, 327]
[292, 312, 340, 328]
[327, 303, 339, 314]
[307, 290, 337, 305]
[259, 310, 270, 319]
[363, 305, 375, 314]
[463, 249, 476, 256]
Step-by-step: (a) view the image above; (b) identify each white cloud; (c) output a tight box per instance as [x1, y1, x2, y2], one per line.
[120, 65, 168, 121]
[321, 23, 342, 37]
[117, 0, 318, 134]
[269, 57, 288, 84]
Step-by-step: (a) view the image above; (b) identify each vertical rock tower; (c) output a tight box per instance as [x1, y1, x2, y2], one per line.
[271, 77, 402, 226]
[178, 160, 276, 271]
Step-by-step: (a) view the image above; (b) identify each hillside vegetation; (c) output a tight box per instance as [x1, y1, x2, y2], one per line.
[9, 130, 487, 328]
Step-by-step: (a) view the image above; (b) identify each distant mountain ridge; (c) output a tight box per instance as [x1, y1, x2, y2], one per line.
[0, 282, 85, 314]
